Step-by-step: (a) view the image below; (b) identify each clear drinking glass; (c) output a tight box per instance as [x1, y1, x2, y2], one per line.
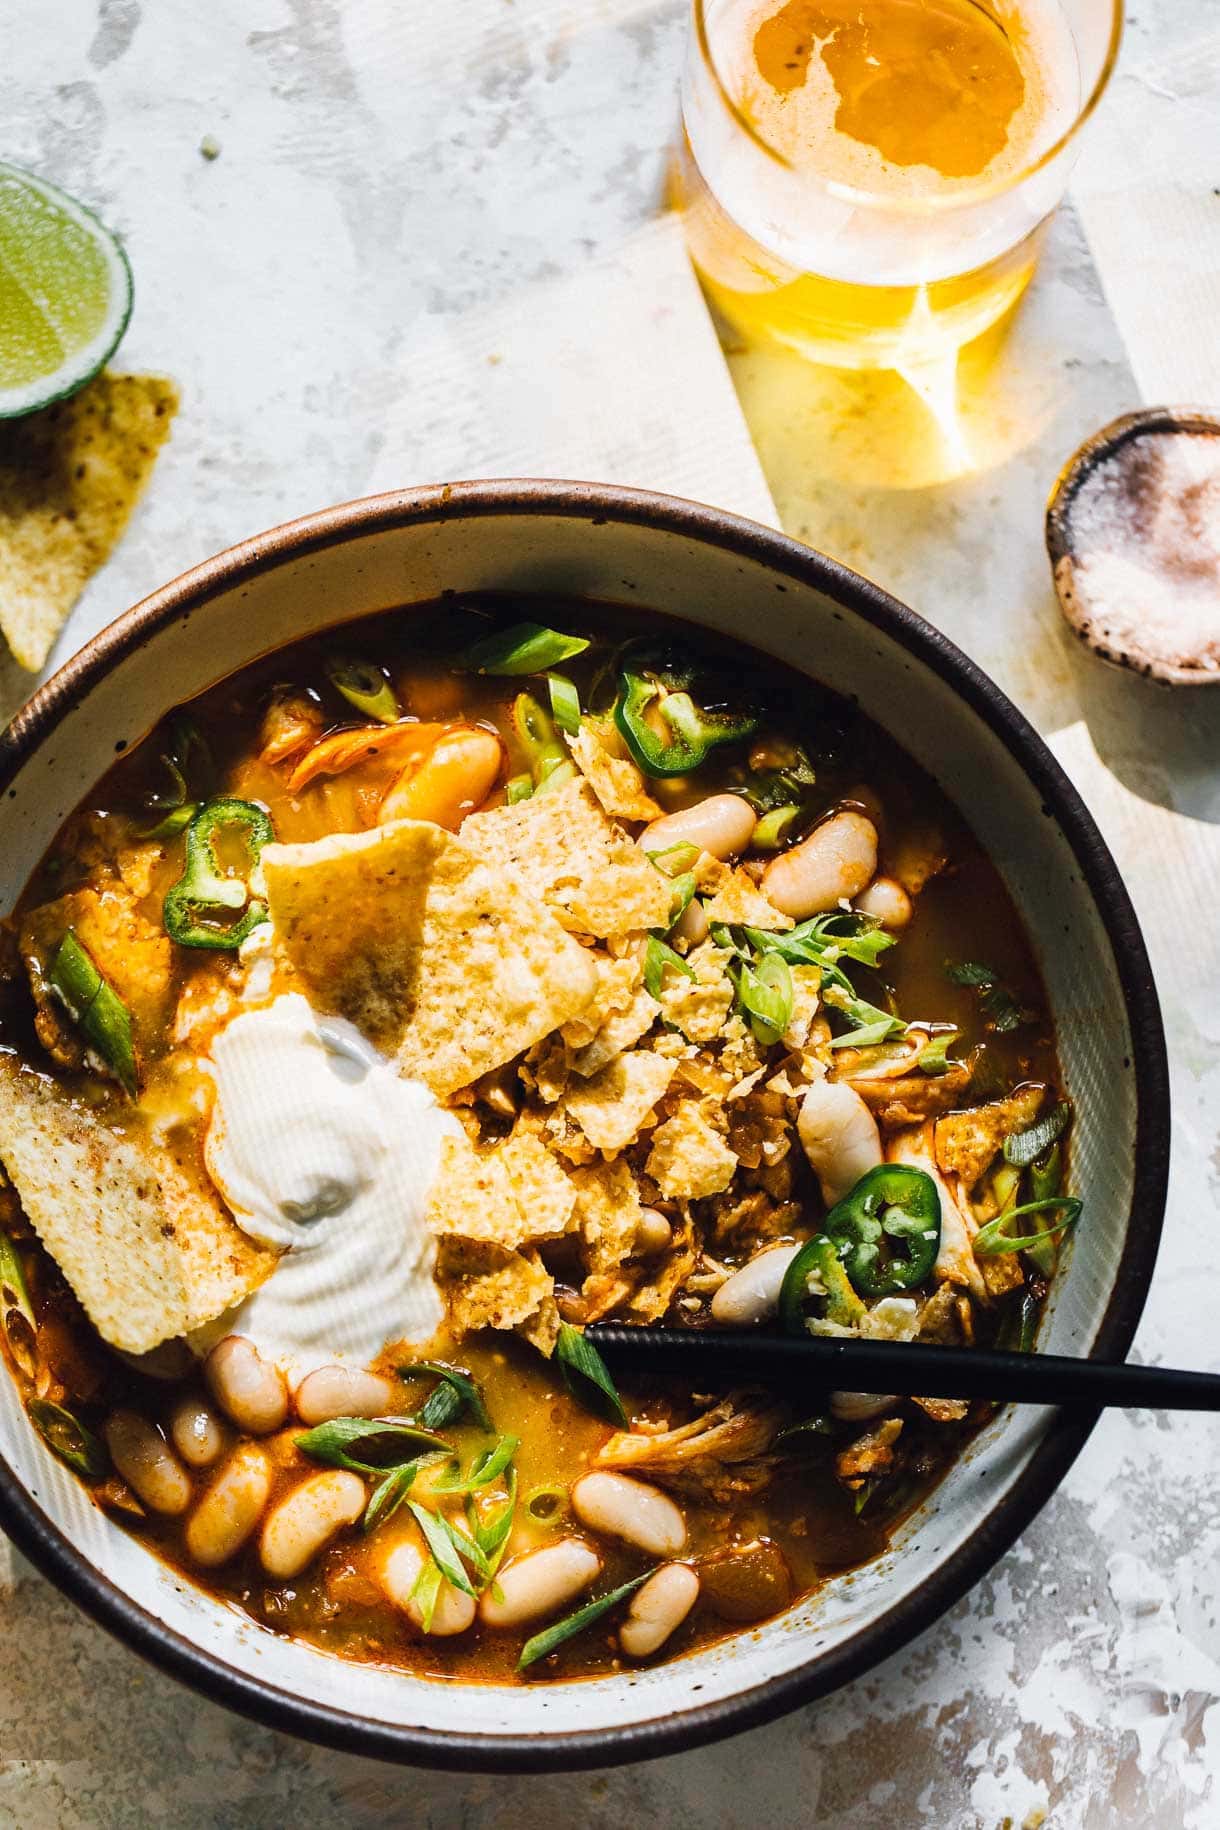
[676, 0, 1122, 376]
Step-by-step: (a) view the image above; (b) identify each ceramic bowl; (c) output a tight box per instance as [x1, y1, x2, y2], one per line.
[0, 481, 1169, 1769]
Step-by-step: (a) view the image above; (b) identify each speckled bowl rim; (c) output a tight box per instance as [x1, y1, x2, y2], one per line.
[0, 479, 1170, 1772]
[1045, 405, 1220, 686]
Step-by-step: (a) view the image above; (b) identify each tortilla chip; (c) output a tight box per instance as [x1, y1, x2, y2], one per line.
[782, 965, 823, 1050]
[934, 1084, 1046, 1189]
[499, 1129, 577, 1240]
[0, 1054, 275, 1353]
[463, 778, 671, 938]
[563, 1049, 676, 1154]
[20, 881, 176, 1055]
[425, 1132, 523, 1245]
[696, 855, 793, 930]
[645, 1101, 739, 1199]
[570, 1157, 645, 1276]
[658, 940, 735, 1044]
[517, 1287, 562, 1356]
[571, 986, 659, 1079]
[262, 819, 596, 1097]
[522, 1032, 572, 1105]
[560, 954, 642, 1049]
[436, 1236, 555, 1343]
[567, 719, 662, 822]
[0, 373, 178, 670]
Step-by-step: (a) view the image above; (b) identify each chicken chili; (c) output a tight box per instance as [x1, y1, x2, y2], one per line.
[0, 598, 1077, 1682]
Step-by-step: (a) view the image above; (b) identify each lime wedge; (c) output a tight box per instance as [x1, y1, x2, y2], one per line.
[0, 162, 133, 420]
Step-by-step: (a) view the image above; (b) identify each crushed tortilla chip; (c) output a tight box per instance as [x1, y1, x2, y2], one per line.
[571, 986, 659, 1078]
[570, 1157, 645, 1276]
[696, 854, 793, 930]
[517, 1288, 562, 1355]
[625, 1207, 698, 1322]
[0, 1054, 275, 1354]
[522, 1033, 572, 1105]
[567, 718, 662, 822]
[646, 1100, 739, 1199]
[463, 778, 671, 937]
[425, 1132, 525, 1247]
[0, 373, 179, 671]
[436, 1236, 555, 1341]
[262, 819, 596, 1097]
[560, 954, 642, 1049]
[563, 1049, 676, 1153]
[935, 1084, 1046, 1189]
[499, 1128, 577, 1240]
[658, 939, 735, 1043]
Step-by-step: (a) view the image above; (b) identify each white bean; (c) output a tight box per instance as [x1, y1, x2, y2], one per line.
[710, 1243, 803, 1326]
[204, 1335, 288, 1435]
[295, 1365, 397, 1426]
[670, 896, 709, 947]
[571, 1472, 687, 1557]
[831, 1391, 900, 1422]
[762, 811, 878, 918]
[620, 1562, 700, 1659]
[259, 1470, 366, 1580]
[185, 1443, 272, 1568]
[104, 1411, 193, 1516]
[855, 875, 912, 931]
[641, 794, 757, 862]
[634, 1207, 673, 1255]
[797, 1078, 883, 1206]
[379, 1539, 477, 1637]
[169, 1396, 227, 1470]
[478, 1538, 602, 1628]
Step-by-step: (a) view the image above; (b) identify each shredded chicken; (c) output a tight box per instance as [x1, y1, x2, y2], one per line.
[835, 1416, 903, 1488]
[846, 1062, 974, 1128]
[596, 1390, 785, 1501]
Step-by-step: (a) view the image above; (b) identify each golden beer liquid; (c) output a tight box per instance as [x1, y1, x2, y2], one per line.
[681, 0, 1062, 369]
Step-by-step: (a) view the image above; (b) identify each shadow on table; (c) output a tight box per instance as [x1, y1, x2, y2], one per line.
[1061, 642, 1220, 825]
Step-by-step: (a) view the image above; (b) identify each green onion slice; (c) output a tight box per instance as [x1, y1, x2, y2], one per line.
[325, 656, 400, 724]
[518, 1567, 656, 1670]
[737, 952, 793, 1045]
[0, 1231, 37, 1381]
[48, 930, 139, 1097]
[644, 842, 701, 877]
[363, 1463, 421, 1535]
[751, 805, 801, 851]
[295, 1416, 451, 1473]
[916, 1030, 960, 1077]
[506, 772, 534, 804]
[405, 1501, 479, 1598]
[433, 1434, 519, 1494]
[410, 1557, 444, 1632]
[944, 959, 1030, 1034]
[555, 1324, 627, 1425]
[973, 1196, 1083, 1258]
[667, 872, 697, 928]
[775, 1414, 834, 1447]
[27, 1399, 106, 1481]
[469, 1468, 517, 1577]
[1003, 1100, 1072, 1167]
[463, 622, 590, 676]
[547, 673, 582, 735]
[525, 1484, 569, 1524]
[643, 935, 695, 1000]
[402, 1361, 492, 1433]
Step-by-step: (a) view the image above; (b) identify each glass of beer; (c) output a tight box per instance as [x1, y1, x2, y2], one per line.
[677, 0, 1122, 373]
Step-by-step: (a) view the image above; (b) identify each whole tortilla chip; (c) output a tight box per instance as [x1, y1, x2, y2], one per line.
[0, 373, 178, 671]
[463, 778, 671, 937]
[262, 819, 597, 1097]
[0, 1054, 275, 1353]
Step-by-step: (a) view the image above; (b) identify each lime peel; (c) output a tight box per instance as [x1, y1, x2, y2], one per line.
[0, 162, 133, 420]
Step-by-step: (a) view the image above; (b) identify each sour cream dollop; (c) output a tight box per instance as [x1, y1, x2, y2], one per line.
[202, 992, 457, 1377]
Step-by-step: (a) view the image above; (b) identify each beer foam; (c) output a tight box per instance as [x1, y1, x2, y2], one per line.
[719, 0, 1080, 201]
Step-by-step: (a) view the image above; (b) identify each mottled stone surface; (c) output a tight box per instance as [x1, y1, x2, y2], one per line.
[3, 2, 1220, 1826]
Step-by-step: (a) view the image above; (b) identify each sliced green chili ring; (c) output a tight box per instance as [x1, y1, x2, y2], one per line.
[48, 930, 139, 1097]
[519, 1568, 655, 1670]
[505, 772, 534, 805]
[547, 673, 582, 736]
[162, 798, 274, 951]
[818, 1164, 942, 1299]
[973, 1196, 1082, 1258]
[0, 1231, 37, 1379]
[751, 804, 802, 850]
[325, 655, 400, 724]
[27, 1399, 106, 1481]
[613, 642, 761, 778]
[463, 621, 590, 676]
[778, 1234, 866, 1335]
